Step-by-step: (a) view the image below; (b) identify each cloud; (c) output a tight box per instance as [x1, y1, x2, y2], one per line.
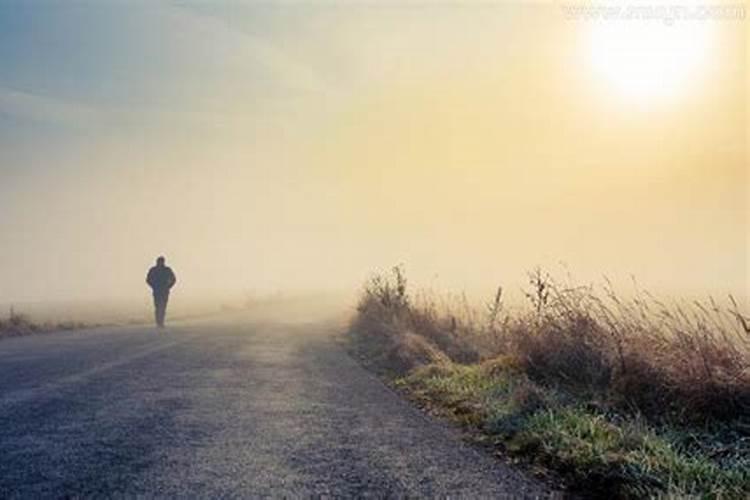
[0, 87, 100, 127]
[0, 2, 334, 133]
[166, 4, 330, 96]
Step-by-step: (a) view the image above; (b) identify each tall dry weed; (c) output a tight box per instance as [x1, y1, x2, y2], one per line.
[351, 266, 750, 422]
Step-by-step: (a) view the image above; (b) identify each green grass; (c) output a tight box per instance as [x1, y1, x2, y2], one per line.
[401, 363, 750, 498]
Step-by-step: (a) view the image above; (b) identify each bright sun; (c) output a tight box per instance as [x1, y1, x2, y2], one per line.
[588, 20, 713, 102]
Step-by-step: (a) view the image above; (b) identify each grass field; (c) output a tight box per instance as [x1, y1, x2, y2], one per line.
[0, 310, 90, 339]
[348, 267, 750, 498]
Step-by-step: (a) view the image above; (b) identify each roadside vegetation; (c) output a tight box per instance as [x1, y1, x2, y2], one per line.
[0, 309, 89, 339]
[348, 266, 750, 498]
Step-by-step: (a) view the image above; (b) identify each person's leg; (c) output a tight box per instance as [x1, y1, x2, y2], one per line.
[153, 294, 160, 327]
[156, 293, 169, 327]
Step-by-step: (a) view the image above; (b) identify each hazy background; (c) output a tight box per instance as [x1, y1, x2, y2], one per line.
[0, 2, 746, 314]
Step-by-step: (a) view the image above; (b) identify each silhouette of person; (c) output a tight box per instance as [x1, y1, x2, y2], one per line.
[146, 256, 177, 328]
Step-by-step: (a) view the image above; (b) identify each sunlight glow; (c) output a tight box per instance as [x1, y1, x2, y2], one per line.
[588, 20, 713, 102]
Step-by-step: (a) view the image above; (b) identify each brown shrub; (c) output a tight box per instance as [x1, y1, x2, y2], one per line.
[610, 352, 673, 415]
[0, 312, 39, 337]
[389, 331, 451, 370]
[407, 307, 480, 364]
[479, 354, 523, 377]
[510, 378, 551, 415]
[351, 266, 750, 422]
[514, 315, 613, 393]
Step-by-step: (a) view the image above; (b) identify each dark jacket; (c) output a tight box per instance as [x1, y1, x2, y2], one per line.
[146, 265, 177, 295]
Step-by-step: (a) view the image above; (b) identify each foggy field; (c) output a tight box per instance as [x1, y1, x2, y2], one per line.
[0, 297, 240, 336]
[348, 267, 750, 498]
[0, 292, 351, 339]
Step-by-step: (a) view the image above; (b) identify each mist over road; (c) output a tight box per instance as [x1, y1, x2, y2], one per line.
[0, 309, 549, 497]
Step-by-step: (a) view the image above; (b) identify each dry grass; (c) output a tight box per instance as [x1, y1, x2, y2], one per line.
[348, 266, 750, 497]
[515, 269, 749, 422]
[0, 309, 90, 339]
[352, 266, 750, 423]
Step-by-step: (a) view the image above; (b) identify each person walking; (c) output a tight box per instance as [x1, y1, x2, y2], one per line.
[146, 256, 177, 328]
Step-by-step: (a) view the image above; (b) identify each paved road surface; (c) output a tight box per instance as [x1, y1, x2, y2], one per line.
[0, 309, 551, 498]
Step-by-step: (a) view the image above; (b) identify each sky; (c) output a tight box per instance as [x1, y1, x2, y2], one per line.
[0, 1, 747, 305]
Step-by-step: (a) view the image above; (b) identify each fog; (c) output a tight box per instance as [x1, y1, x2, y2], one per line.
[0, 3, 746, 316]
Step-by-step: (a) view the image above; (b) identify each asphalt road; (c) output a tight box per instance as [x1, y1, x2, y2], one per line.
[0, 309, 552, 498]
